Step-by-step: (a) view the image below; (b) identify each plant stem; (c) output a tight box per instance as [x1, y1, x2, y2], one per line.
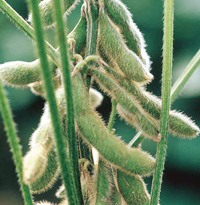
[52, 0, 82, 203]
[150, 0, 174, 204]
[171, 49, 200, 102]
[27, 0, 78, 203]
[108, 99, 117, 131]
[0, 0, 59, 65]
[128, 131, 143, 148]
[0, 79, 33, 205]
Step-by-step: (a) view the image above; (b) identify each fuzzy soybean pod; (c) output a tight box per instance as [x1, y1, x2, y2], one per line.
[103, 0, 151, 69]
[92, 69, 160, 140]
[117, 170, 150, 205]
[103, 65, 200, 138]
[30, 147, 60, 193]
[0, 59, 46, 86]
[67, 14, 87, 55]
[72, 73, 155, 176]
[28, 0, 79, 27]
[24, 106, 59, 193]
[102, 64, 161, 120]
[109, 183, 122, 205]
[98, 9, 153, 83]
[23, 104, 53, 185]
[28, 89, 67, 193]
[92, 159, 112, 205]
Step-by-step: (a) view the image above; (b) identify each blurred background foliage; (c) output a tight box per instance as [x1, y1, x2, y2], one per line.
[0, 0, 199, 204]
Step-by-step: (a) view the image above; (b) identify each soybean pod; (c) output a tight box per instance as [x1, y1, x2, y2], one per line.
[117, 170, 150, 205]
[68, 14, 87, 55]
[98, 8, 153, 83]
[102, 65, 200, 138]
[24, 105, 58, 193]
[0, 59, 46, 86]
[104, 0, 151, 69]
[92, 69, 160, 140]
[26, 88, 67, 193]
[92, 159, 112, 205]
[30, 147, 60, 193]
[23, 105, 53, 185]
[72, 73, 155, 176]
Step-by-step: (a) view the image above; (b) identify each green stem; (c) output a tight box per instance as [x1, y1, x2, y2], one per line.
[108, 99, 117, 131]
[27, 0, 78, 203]
[52, 0, 82, 203]
[150, 0, 174, 204]
[0, 79, 33, 205]
[0, 0, 59, 65]
[171, 49, 200, 102]
[128, 131, 143, 148]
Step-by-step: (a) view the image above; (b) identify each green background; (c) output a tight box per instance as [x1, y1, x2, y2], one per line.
[0, 0, 200, 204]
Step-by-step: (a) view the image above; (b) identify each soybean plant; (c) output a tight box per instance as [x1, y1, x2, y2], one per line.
[0, 0, 199, 204]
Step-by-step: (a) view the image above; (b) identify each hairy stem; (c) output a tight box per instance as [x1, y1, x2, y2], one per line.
[150, 0, 174, 204]
[52, 0, 82, 203]
[27, 0, 78, 203]
[171, 49, 200, 102]
[128, 131, 143, 148]
[0, 79, 33, 205]
[108, 99, 117, 131]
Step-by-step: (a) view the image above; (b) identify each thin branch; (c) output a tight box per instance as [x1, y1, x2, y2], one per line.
[27, 0, 78, 203]
[171, 49, 200, 102]
[0, 79, 33, 205]
[108, 99, 117, 131]
[52, 0, 82, 203]
[150, 0, 174, 204]
[128, 131, 143, 148]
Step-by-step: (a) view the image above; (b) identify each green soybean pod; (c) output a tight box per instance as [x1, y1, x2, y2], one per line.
[103, 65, 200, 138]
[108, 168, 122, 205]
[28, 88, 67, 193]
[117, 104, 159, 141]
[169, 111, 200, 138]
[28, 0, 79, 27]
[92, 159, 112, 205]
[102, 64, 161, 120]
[92, 69, 160, 139]
[23, 104, 54, 184]
[0, 60, 42, 86]
[29, 103, 53, 149]
[23, 145, 49, 184]
[109, 185, 122, 205]
[117, 170, 150, 205]
[98, 9, 153, 83]
[104, 0, 151, 69]
[30, 147, 60, 193]
[72, 73, 155, 176]
[67, 14, 87, 55]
